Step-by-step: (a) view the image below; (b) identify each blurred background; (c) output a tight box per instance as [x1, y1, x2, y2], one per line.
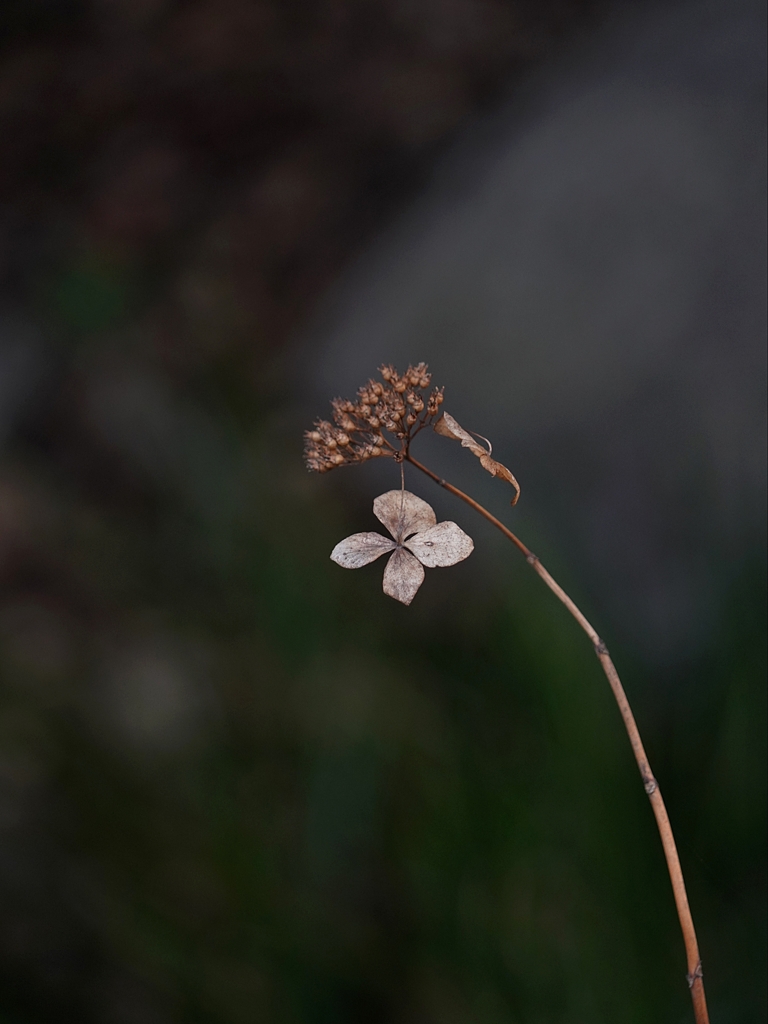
[0, 0, 765, 1022]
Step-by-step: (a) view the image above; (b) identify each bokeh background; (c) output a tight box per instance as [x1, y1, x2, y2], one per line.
[0, 1, 765, 1023]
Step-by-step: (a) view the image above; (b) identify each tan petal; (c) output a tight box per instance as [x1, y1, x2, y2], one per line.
[373, 490, 436, 542]
[330, 532, 396, 568]
[382, 547, 425, 605]
[479, 454, 521, 506]
[434, 412, 486, 457]
[404, 521, 474, 567]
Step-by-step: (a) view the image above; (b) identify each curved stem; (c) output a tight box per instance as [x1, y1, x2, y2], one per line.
[406, 453, 710, 1024]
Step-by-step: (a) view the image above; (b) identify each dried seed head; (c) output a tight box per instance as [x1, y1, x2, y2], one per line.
[304, 362, 445, 473]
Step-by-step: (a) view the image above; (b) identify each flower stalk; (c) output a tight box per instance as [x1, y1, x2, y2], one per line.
[406, 452, 710, 1024]
[306, 363, 710, 1024]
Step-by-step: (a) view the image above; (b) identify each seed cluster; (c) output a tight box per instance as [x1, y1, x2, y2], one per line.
[304, 363, 444, 472]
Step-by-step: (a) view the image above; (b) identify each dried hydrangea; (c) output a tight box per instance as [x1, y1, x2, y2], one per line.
[303, 362, 444, 472]
[305, 362, 522, 602]
[331, 490, 473, 605]
[305, 366, 713, 1023]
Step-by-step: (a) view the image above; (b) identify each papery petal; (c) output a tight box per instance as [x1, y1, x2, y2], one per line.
[382, 547, 425, 605]
[404, 521, 474, 567]
[331, 532, 396, 568]
[373, 490, 436, 542]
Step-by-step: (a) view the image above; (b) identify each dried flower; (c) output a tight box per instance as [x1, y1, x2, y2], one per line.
[434, 412, 520, 504]
[304, 363, 444, 471]
[304, 367, 713, 1023]
[330, 490, 473, 605]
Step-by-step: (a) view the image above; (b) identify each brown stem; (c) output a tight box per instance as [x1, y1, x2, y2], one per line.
[406, 453, 710, 1024]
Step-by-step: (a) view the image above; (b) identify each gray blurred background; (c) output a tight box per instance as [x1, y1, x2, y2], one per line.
[301, 0, 766, 663]
[0, 0, 765, 1022]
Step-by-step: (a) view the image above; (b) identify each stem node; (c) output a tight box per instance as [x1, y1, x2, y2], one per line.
[687, 962, 704, 988]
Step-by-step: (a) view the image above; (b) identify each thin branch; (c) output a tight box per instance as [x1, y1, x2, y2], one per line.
[406, 452, 710, 1024]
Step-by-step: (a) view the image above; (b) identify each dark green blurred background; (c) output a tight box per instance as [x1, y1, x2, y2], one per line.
[0, 2, 765, 1022]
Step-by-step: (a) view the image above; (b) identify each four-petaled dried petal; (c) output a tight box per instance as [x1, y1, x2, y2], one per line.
[404, 521, 474, 567]
[331, 532, 396, 568]
[330, 490, 474, 605]
[373, 490, 436, 541]
[382, 546, 425, 605]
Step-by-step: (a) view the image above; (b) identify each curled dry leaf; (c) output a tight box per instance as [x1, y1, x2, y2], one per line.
[434, 412, 520, 505]
[330, 489, 473, 605]
[434, 411, 485, 453]
[479, 453, 520, 493]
